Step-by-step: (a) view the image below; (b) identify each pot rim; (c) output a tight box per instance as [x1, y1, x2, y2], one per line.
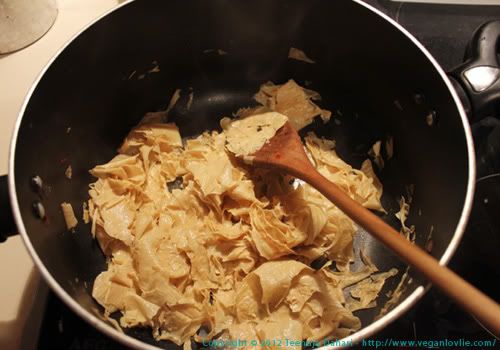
[8, 0, 476, 349]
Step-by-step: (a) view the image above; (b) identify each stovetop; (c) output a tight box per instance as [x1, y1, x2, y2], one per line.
[37, 1, 500, 349]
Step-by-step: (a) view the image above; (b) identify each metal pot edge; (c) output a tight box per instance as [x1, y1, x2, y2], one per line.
[7, 0, 477, 348]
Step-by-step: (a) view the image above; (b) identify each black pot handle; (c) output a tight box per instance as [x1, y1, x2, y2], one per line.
[0, 175, 17, 242]
[450, 20, 500, 121]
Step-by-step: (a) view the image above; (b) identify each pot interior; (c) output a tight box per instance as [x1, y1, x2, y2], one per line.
[13, 0, 471, 347]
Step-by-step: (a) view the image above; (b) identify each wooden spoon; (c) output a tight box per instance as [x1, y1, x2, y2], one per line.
[249, 121, 500, 336]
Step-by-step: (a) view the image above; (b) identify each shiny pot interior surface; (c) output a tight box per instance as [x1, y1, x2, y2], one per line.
[10, 0, 472, 348]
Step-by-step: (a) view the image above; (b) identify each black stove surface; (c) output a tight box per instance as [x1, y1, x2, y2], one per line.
[37, 2, 500, 349]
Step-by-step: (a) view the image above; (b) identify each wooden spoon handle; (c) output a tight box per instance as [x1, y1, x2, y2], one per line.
[301, 168, 500, 336]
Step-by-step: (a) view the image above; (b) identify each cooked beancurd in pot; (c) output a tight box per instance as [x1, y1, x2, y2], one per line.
[87, 79, 396, 348]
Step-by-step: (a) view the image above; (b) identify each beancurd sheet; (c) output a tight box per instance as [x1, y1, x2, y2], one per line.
[88, 80, 396, 348]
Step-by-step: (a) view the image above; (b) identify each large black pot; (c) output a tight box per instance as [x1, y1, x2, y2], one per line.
[1, 0, 499, 348]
